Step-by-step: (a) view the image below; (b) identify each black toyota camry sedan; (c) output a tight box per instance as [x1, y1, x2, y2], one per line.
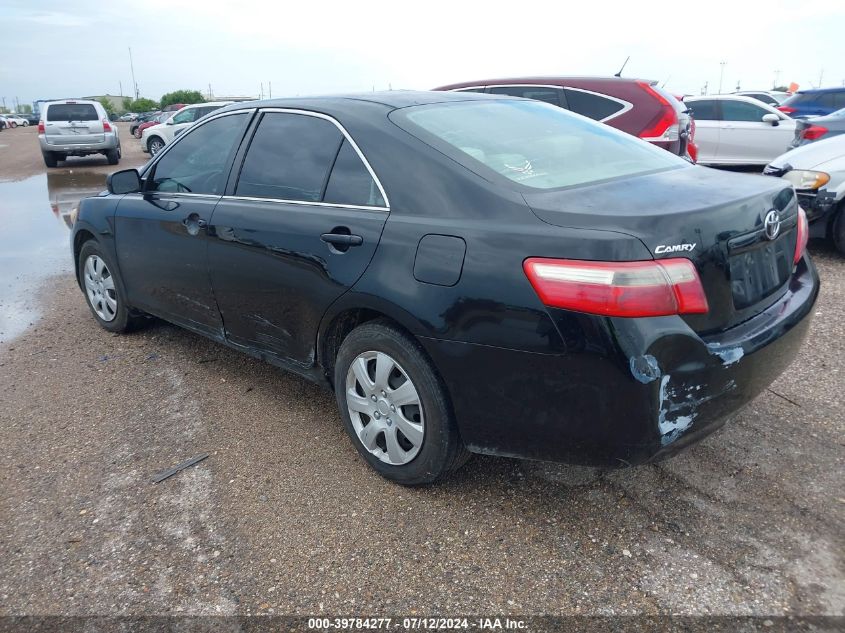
[71, 91, 818, 485]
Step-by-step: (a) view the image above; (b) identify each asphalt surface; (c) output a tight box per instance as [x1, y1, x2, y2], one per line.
[0, 123, 843, 618]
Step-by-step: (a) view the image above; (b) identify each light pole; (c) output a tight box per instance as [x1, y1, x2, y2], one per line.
[718, 61, 726, 94]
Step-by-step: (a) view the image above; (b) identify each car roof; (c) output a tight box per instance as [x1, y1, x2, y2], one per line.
[217, 90, 515, 114]
[687, 94, 769, 103]
[44, 99, 100, 106]
[434, 76, 653, 88]
[795, 87, 845, 94]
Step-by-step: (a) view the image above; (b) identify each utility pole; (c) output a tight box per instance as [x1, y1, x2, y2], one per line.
[208, 83, 213, 99]
[773, 69, 781, 88]
[718, 61, 726, 94]
[260, 83, 264, 99]
[735, 80, 741, 91]
[119, 81, 123, 97]
[128, 47, 139, 100]
[269, 82, 272, 99]
[701, 81, 708, 96]
[818, 69, 824, 87]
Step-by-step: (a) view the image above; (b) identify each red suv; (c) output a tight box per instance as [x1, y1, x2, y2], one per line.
[433, 77, 695, 160]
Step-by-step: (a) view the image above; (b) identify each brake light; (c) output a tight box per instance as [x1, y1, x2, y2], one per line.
[523, 257, 709, 318]
[636, 81, 679, 141]
[37, 120, 45, 133]
[801, 125, 828, 140]
[102, 119, 112, 132]
[794, 208, 809, 265]
[778, 105, 796, 114]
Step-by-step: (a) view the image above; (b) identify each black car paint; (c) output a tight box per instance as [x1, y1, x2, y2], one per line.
[72, 91, 819, 467]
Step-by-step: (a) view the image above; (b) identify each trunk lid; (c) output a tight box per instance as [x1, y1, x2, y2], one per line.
[522, 166, 799, 334]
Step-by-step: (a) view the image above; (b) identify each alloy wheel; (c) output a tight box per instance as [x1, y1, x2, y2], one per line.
[149, 138, 164, 155]
[345, 350, 425, 465]
[83, 255, 118, 322]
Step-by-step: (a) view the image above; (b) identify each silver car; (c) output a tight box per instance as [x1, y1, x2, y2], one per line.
[38, 100, 120, 168]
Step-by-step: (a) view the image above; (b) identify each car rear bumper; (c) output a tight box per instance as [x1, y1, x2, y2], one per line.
[795, 189, 839, 237]
[39, 134, 118, 154]
[420, 256, 819, 466]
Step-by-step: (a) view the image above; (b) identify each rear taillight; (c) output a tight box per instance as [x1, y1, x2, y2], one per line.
[523, 257, 709, 318]
[778, 105, 796, 114]
[794, 208, 809, 265]
[636, 81, 679, 142]
[37, 120, 45, 133]
[801, 125, 828, 140]
[102, 119, 112, 132]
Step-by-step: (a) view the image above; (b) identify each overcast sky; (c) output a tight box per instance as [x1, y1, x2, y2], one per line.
[2, 0, 844, 107]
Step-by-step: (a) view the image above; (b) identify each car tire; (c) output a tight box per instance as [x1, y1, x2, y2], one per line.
[43, 152, 58, 168]
[832, 203, 845, 256]
[334, 320, 470, 485]
[9, 122, 16, 128]
[106, 148, 120, 165]
[78, 241, 144, 333]
[133, 128, 142, 139]
[148, 136, 165, 155]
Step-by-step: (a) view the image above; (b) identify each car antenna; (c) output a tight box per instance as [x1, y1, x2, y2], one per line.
[614, 56, 630, 78]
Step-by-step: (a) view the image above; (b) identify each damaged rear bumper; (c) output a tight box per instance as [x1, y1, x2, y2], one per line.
[420, 256, 819, 466]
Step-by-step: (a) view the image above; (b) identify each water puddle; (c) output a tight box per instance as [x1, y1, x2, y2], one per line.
[0, 171, 106, 342]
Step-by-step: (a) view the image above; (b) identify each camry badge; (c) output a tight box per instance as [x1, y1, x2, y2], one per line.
[655, 243, 696, 254]
[764, 209, 781, 241]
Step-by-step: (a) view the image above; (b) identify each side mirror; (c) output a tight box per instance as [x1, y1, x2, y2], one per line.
[762, 113, 780, 125]
[166, 119, 174, 125]
[107, 169, 142, 195]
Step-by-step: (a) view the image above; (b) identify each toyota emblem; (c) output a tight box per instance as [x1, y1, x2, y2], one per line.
[764, 209, 781, 241]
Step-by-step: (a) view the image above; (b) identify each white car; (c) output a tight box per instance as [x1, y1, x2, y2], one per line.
[686, 95, 795, 165]
[141, 101, 232, 155]
[4, 114, 28, 127]
[764, 134, 845, 255]
[734, 91, 791, 106]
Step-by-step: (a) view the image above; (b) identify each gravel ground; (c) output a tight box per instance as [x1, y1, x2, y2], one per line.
[0, 123, 843, 619]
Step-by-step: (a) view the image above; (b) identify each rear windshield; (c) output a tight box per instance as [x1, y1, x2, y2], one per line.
[46, 103, 98, 121]
[392, 100, 686, 190]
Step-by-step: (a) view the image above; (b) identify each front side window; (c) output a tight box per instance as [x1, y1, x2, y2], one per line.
[236, 113, 343, 201]
[47, 103, 98, 121]
[323, 140, 385, 207]
[690, 100, 719, 121]
[393, 100, 686, 191]
[149, 113, 248, 195]
[564, 89, 625, 120]
[171, 108, 199, 124]
[488, 86, 562, 107]
[721, 100, 768, 122]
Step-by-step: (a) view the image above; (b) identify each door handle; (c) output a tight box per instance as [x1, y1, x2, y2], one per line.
[321, 232, 363, 248]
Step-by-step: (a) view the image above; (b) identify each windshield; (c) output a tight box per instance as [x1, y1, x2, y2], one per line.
[393, 100, 686, 190]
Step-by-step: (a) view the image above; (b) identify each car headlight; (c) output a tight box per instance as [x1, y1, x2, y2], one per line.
[783, 169, 830, 190]
[69, 206, 79, 225]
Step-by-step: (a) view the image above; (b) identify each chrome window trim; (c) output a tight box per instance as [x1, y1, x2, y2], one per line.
[253, 107, 390, 210]
[220, 194, 387, 212]
[450, 84, 633, 123]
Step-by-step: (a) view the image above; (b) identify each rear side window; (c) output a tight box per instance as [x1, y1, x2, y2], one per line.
[453, 87, 487, 93]
[488, 86, 562, 107]
[782, 92, 820, 107]
[323, 140, 385, 207]
[721, 100, 768, 122]
[46, 104, 98, 121]
[236, 112, 342, 202]
[816, 92, 845, 109]
[563, 89, 625, 120]
[690, 100, 718, 120]
[393, 100, 685, 191]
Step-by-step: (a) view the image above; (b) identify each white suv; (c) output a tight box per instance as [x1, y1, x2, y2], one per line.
[38, 100, 120, 168]
[141, 101, 232, 155]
